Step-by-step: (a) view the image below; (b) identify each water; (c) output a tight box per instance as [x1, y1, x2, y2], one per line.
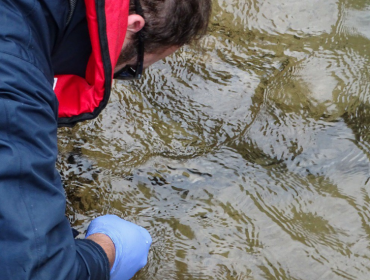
[57, 0, 370, 279]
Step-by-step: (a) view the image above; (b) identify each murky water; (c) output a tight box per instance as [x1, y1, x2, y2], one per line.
[57, 0, 370, 279]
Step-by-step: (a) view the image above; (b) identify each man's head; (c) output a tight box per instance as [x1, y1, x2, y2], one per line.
[115, 0, 212, 74]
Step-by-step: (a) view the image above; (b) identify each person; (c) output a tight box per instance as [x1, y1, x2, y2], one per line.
[0, 0, 211, 279]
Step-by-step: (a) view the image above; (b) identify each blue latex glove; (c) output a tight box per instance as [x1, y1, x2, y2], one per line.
[86, 215, 152, 280]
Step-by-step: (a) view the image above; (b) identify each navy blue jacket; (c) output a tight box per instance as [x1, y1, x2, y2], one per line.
[0, 0, 109, 279]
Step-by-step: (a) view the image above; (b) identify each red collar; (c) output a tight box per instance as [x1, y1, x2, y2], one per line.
[55, 0, 129, 127]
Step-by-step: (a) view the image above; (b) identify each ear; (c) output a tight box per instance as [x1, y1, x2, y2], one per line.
[127, 14, 145, 33]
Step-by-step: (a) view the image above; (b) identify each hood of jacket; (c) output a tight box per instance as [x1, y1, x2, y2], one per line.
[55, 0, 129, 127]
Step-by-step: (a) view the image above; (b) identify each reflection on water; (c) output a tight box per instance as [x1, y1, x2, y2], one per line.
[58, 0, 370, 279]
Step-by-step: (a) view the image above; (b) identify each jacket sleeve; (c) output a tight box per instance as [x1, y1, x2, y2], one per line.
[0, 1, 110, 279]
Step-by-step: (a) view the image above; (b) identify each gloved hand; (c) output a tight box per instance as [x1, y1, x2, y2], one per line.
[86, 215, 152, 280]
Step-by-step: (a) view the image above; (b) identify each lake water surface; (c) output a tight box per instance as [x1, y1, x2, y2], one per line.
[58, 0, 370, 279]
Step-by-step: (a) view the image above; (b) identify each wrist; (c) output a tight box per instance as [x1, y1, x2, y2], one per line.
[87, 233, 116, 270]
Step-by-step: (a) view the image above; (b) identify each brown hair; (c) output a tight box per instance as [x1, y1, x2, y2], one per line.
[117, 0, 212, 65]
[131, 0, 212, 51]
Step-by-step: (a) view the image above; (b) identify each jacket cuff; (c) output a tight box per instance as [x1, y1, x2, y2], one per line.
[75, 239, 110, 280]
